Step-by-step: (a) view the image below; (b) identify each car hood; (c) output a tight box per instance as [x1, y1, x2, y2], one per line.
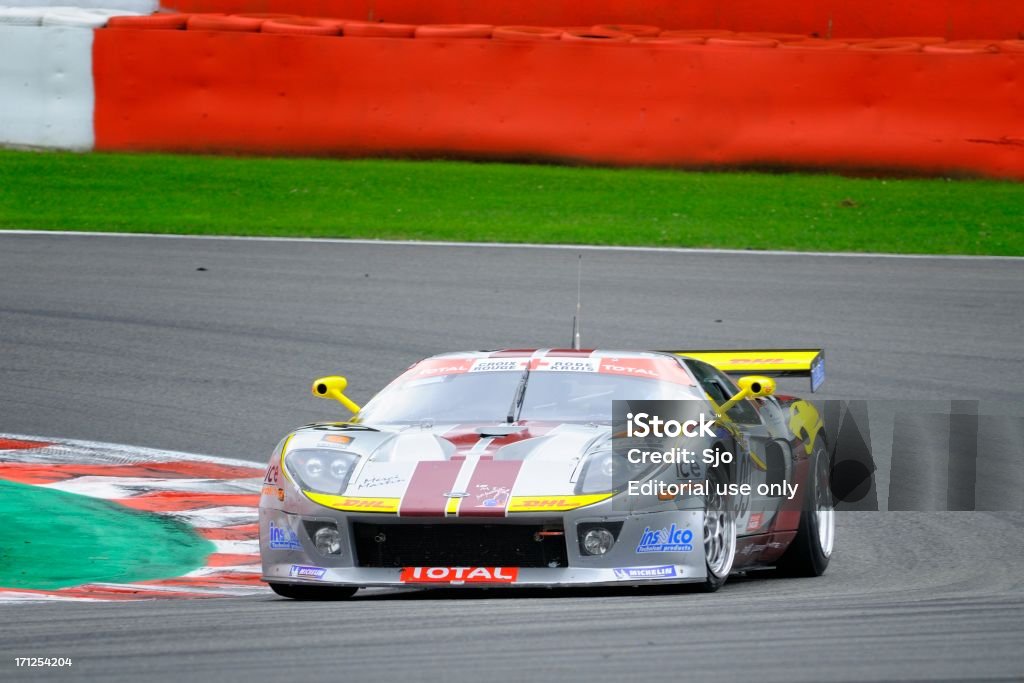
[282, 421, 613, 515]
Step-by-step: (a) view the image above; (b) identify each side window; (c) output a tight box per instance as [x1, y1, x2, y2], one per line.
[686, 360, 762, 425]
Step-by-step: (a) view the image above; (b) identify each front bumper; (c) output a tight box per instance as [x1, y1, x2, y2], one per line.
[259, 495, 708, 588]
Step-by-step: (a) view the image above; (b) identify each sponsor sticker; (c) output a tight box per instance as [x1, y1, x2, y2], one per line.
[507, 494, 611, 512]
[534, 358, 598, 373]
[357, 474, 405, 490]
[746, 512, 764, 531]
[402, 359, 474, 381]
[469, 358, 530, 373]
[289, 565, 326, 580]
[261, 485, 286, 501]
[613, 565, 678, 580]
[473, 484, 511, 508]
[399, 567, 518, 584]
[304, 493, 402, 513]
[635, 524, 694, 553]
[810, 355, 826, 393]
[599, 358, 693, 385]
[319, 434, 354, 448]
[268, 521, 302, 550]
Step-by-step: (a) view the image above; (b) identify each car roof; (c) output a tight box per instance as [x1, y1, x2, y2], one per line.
[429, 349, 678, 361]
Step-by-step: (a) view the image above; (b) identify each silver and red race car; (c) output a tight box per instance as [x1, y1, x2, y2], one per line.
[259, 348, 833, 598]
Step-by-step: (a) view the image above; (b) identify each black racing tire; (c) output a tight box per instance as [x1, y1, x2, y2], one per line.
[269, 582, 358, 600]
[774, 438, 833, 577]
[697, 467, 737, 592]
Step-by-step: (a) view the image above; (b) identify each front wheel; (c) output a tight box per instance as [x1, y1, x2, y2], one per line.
[269, 582, 358, 600]
[699, 467, 737, 592]
[774, 439, 833, 577]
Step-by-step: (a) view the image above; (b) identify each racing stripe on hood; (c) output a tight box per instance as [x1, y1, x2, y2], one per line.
[398, 460, 463, 517]
[456, 459, 523, 517]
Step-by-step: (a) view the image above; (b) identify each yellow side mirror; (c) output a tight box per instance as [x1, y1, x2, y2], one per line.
[311, 376, 361, 415]
[736, 375, 776, 398]
[715, 375, 776, 415]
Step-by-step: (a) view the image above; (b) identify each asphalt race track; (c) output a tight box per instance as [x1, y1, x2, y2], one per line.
[1, 233, 1022, 682]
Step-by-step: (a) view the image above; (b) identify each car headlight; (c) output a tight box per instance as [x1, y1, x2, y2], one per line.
[284, 448, 360, 495]
[577, 446, 671, 493]
[576, 449, 662, 495]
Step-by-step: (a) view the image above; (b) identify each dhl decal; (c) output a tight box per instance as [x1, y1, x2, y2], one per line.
[507, 493, 612, 512]
[304, 493, 401, 513]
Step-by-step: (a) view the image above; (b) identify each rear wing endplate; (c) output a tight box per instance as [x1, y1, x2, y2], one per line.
[667, 349, 826, 392]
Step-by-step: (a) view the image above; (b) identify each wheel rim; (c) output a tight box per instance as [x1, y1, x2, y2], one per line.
[814, 450, 835, 558]
[704, 476, 736, 578]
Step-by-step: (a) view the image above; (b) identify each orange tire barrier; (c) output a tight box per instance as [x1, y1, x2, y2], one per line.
[92, 30, 1024, 180]
[593, 24, 661, 37]
[849, 40, 921, 52]
[492, 26, 561, 41]
[561, 28, 632, 43]
[262, 18, 342, 36]
[106, 14, 190, 30]
[744, 32, 808, 42]
[887, 36, 947, 45]
[187, 15, 264, 32]
[414, 24, 494, 39]
[924, 40, 999, 54]
[234, 13, 297, 19]
[660, 29, 734, 39]
[780, 39, 848, 50]
[158, 1, 1024, 41]
[343, 20, 416, 37]
[706, 36, 779, 48]
[631, 36, 704, 45]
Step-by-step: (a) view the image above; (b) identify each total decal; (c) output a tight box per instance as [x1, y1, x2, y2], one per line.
[635, 524, 694, 553]
[399, 567, 519, 584]
[613, 565, 679, 580]
[289, 565, 326, 580]
[268, 521, 302, 550]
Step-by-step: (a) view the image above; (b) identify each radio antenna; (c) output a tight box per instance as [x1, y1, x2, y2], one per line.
[571, 255, 582, 350]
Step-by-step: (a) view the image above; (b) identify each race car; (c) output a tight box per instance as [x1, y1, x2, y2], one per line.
[259, 348, 833, 598]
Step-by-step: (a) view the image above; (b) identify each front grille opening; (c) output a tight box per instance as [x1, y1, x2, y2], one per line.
[353, 523, 568, 568]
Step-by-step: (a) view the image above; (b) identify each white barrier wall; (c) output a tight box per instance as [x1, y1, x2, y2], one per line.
[1, 0, 156, 10]
[0, 25, 95, 150]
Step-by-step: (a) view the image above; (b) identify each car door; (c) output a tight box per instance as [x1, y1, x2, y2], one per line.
[686, 360, 791, 536]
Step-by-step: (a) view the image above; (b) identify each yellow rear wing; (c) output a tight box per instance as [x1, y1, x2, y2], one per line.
[668, 349, 826, 392]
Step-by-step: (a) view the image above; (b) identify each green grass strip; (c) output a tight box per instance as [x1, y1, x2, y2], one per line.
[0, 479, 214, 590]
[1, 149, 1020, 255]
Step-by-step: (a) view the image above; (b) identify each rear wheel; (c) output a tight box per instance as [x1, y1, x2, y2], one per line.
[269, 583, 358, 600]
[774, 439, 833, 577]
[699, 467, 737, 592]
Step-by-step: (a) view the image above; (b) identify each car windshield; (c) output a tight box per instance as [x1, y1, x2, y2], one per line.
[356, 363, 701, 425]
[357, 372, 523, 424]
[519, 372, 699, 422]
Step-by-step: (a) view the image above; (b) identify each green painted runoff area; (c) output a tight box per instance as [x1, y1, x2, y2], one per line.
[0, 479, 214, 590]
[1, 150, 1020, 255]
